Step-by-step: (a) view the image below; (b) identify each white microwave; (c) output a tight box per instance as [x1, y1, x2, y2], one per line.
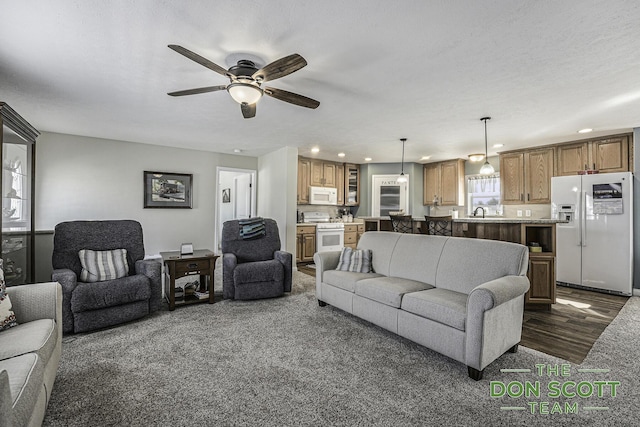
[309, 186, 338, 205]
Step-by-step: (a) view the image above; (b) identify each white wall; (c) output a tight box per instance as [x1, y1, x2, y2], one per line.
[257, 146, 298, 253]
[36, 132, 258, 256]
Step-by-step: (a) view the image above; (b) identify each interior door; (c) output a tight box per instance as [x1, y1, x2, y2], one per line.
[233, 173, 252, 219]
[371, 175, 409, 217]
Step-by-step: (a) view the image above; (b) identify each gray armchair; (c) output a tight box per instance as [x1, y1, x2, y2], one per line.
[222, 218, 292, 300]
[51, 220, 162, 333]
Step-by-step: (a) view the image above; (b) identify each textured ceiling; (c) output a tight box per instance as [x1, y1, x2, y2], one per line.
[2, 0, 640, 164]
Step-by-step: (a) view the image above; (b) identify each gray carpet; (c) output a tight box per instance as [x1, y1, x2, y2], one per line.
[43, 271, 640, 426]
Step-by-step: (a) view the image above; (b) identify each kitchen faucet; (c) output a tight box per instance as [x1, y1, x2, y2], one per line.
[473, 207, 485, 218]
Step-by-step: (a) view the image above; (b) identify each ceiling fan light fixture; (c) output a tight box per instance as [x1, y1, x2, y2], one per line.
[227, 82, 263, 105]
[468, 153, 485, 162]
[479, 117, 495, 175]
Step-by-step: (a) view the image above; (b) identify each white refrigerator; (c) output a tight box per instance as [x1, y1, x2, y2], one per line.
[551, 172, 633, 296]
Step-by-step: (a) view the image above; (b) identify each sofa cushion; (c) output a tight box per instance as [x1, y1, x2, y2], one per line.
[355, 276, 433, 308]
[388, 234, 448, 286]
[234, 259, 284, 284]
[435, 237, 528, 294]
[356, 232, 403, 276]
[401, 288, 468, 331]
[0, 353, 44, 427]
[71, 274, 151, 313]
[0, 319, 57, 365]
[79, 248, 129, 282]
[323, 270, 383, 293]
[0, 280, 18, 332]
[336, 247, 352, 271]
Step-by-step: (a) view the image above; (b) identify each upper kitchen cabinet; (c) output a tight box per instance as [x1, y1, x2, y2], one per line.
[423, 159, 465, 206]
[555, 134, 631, 176]
[500, 147, 553, 204]
[336, 163, 345, 206]
[310, 159, 336, 187]
[0, 103, 39, 286]
[344, 163, 360, 206]
[591, 135, 630, 173]
[297, 157, 311, 204]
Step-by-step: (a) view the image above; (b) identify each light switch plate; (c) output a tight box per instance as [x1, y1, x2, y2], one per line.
[525, 209, 532, 217]
[517, 210, 523, 217]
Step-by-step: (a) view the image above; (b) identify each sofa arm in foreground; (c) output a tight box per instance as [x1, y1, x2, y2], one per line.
[465, 275, 530, 378]
[313, 250, 341, 298]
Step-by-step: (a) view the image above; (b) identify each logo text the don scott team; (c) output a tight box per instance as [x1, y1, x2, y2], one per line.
[490, 363, 619, 414]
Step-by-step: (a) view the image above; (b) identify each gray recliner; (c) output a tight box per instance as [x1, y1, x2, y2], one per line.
[51, 220, 162, 333]
[222, 218, 292, 300]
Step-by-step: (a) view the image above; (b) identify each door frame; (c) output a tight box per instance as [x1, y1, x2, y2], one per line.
[215, 167, 257, 252]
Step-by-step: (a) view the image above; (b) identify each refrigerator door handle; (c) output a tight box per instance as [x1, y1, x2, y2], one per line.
[581, 190, 587, 247]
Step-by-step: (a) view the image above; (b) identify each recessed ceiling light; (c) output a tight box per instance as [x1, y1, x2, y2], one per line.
[420, 156, 431, 161]
[578, 128, 593, 134]
[492, 144, 504, 148]
[364, 157, 372, 162]
[338, 152, 346, 158]
[233, 149, 242, 153]
[311, 147, 320, 154]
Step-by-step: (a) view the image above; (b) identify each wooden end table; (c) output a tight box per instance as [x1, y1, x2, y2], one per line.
[160, 249, 219, 310]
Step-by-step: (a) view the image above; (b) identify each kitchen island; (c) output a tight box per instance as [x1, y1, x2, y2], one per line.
[452, 217, 567, 309]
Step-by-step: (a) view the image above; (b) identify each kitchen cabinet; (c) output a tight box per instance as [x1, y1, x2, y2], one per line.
[344, 223, 365, 249]
[500, 148, 553, 204]
[310, 160, 336, 187]
[423, 159, 465, 206]
[591, 135, 629, 173]
[336, 163, 344, 206]
[0, 103, 39, 286]
[297, 157, 311, 204]
[344, 163, 360, 206]
[296, 225, 316, 263]
[555, 134, 630, 176]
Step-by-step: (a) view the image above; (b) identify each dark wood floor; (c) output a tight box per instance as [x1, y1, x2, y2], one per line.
[298, 264, 629, 364]
[521, 285, 628, 363]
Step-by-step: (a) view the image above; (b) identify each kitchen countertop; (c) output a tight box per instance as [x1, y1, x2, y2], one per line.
[452, 217, 566, 224]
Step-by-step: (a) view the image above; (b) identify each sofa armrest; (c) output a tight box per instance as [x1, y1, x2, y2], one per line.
[313, 251, 342, 299]
[465, 275, 530, 371]
[0, 371, 10, 422]
[52, 268, 78, 334]
[222, 253, 238, 299]
[274, 250, 293, 292]
[468, 275, 530, 310]
[135, 259, 163, 312]
[7, 282, 63, 345]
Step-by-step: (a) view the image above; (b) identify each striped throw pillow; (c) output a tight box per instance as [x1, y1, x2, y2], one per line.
[0, 266, 18, 331]
[79, 249, 129, 282]
[348, 249, 372, 273]
[336, 247, 352, 271]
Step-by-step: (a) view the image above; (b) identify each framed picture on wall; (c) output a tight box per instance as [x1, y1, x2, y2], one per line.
[143, 171, 193, 208]
[222, 188, 231, 203]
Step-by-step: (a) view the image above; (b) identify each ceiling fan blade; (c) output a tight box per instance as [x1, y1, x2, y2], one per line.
[167, 85, 227, 97]
[241, 103, 256, 119]
[264, 87, 320, 109]
[168, 44, 230, 77]
[253, 54, 307, 82]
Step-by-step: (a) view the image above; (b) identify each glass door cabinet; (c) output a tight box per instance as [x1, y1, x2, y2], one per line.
[0, 102, 39, 286]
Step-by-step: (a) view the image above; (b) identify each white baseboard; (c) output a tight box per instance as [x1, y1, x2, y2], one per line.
[634, 288, 640, 297]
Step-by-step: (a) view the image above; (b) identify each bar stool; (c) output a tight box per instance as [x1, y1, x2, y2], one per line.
[389, 214, 414, 233]
[424, 215, 453, 236]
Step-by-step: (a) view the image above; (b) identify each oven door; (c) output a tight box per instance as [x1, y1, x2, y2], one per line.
[316, 227, 344, 252]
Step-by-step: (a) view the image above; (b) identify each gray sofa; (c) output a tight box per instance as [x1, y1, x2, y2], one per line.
[314, 232, 530, 380]
[52, 220, 162, 334]
[0, 282, 62, 427]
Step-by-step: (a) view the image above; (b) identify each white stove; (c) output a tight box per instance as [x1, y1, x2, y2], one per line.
[304, 212, 344, 251]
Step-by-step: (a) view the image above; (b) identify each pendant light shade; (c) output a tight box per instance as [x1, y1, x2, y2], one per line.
[479, 117, 495, 175]
[397, 138, 408, 183]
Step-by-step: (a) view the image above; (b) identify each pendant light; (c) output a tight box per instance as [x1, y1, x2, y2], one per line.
[397, 138, 408, 183]
[479, 117, 495, 175]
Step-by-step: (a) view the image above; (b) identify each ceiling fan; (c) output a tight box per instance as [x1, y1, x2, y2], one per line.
[167, 44, 320, 118]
